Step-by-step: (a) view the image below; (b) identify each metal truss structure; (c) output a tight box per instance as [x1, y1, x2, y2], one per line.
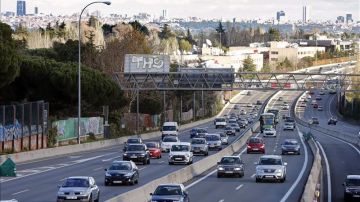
[113, 72, 360, 92]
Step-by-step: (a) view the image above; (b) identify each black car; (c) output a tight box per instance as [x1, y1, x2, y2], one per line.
[256, 100, 263, 105]
[281, 139, 300, 155]
[150, 184, 189, 202]
[123, 144, 150, 165]
[217, 156, 244, 178]
[123, 138, 143, 151]
[190, 128, 207, 138]
[310, 117, 319, 125]
[104, 161, 139, 186]
[343, 175, 360, 201]
[328, 117, 337, 125]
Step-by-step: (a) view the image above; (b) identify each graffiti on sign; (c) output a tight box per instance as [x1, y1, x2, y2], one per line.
[124, 54, 170, 73]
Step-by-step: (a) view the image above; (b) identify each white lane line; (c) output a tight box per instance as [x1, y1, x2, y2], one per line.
[102, 156, 120, 162]
[38, 166, 56, 170]
[218, 199, 225, 202]
[235, 184, 244, 190]
[250, 174, 256, 178]
[316, 141, 331, 202]
[18, 169, 40, 173]
[317, 132, 360, 156]
[139, 167, 147, 171]
[69, 155, 82, 159]
[279, 127, 309, 202]
[59, 178, 67, 181]
[12, 189, 29, 195]
[93, 167, 103, 171]
[185, 170, 217, 189]
[158, 161, 165, 164]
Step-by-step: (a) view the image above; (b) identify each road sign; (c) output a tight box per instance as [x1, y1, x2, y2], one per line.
[124, 54, 170, 73]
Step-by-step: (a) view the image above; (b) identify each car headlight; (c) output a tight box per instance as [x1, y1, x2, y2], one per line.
[345, 188, 352, 193]
[105, 172, 111, 177]
[58, 191, 65, 195]
[185, 154, 190, 158]
[123, 153, 128, 156]
[140, 153, 146, 156]
[218, 166, 224, 171]
[234, 167, 241, 171]
[256, 167, 262, 172]
[124, 172, 133, 177]
[276, 169, 283, 173]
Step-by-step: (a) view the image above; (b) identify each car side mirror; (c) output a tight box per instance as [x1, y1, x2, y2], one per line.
[104, 168, 107, 171]
[284, 162, 288, 166]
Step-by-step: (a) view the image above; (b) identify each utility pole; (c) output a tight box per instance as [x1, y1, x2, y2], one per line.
[193, 92, 196, 121]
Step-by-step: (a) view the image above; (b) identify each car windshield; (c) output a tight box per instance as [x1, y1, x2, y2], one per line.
[145, 142, 157, 148]
[154, 186, 182, 196]
[231, 124, 238, 127]
[226, 127, 232, 130]
[220, 133, 226, 137]
[220, 157, 240, 164]
[206, 135, 220, 141]
[284, 140, 298, 145]
[229, 120, 236, 123]
[192, 139, 205, 144]
[264, 128, 273, 131]
[62, 178, 89, 188]
[249, 138, 261, 143]
[109, 162, 131, 171]
[346, 178, 360, 186]
[127, 139, 140, 144]
[163, 137, 177, 142]
[196, 129, 207, 133]
[216, 118, 225, 122]
[312, 118, 318, 121]
[163, 126, 176, 131]
[171, 145, 190, 151]
[127, 145, 145, 151]
[259, 158, 282, 165]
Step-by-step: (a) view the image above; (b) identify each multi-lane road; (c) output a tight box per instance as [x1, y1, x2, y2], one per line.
[0, 91, 272, 202]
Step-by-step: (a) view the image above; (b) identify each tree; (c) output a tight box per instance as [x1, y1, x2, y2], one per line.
[267, 27, 282, 41]
[130, 21, 149, 36]
[242, 56, 257, 72]
[277, 57, 293, 71]
[178, 39, 192, 54]
[186, 28, 195, 45]
[0, 22, 20, 89]
[215, 21, 226, 48]
[158, 24, 174, 40]
[102, 23, 115, 36]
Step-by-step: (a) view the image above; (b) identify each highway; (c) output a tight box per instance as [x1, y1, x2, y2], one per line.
[297, 90, 360, 202]
[0, 91, 273, 202]
[184, 91, 313, 202]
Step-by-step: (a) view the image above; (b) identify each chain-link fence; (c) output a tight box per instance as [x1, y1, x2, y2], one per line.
[0, 101, 49, 152]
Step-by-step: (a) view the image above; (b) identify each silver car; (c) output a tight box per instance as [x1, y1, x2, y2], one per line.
[219, 133, 229, 145]
[57, 176, 100, 202]
[255, 155, 287, 183]
[191, 138, 209, 156]
[205, 134, 222, 151]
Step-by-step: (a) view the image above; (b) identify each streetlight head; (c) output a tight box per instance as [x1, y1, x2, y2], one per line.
[103, 1, 111, 5]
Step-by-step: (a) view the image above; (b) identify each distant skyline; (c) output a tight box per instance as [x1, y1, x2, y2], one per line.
[0, 0, 359, 21]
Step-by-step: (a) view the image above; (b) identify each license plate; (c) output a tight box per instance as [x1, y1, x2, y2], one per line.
[288, 152, 294, 154]
[253, 148, 258, 151]
[131, 156, 137, 158]
[354, 195, 360, 198]
[194, 150, 200, 152]
[225, 171, 233, 174]
[265, 175, 273, 178]
[113, 181, 122, 183]
[209, 145, 214, 148]
[66, 196, 77, 200]
[175, 158, 182, 160]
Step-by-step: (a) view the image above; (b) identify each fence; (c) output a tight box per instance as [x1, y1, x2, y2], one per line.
[53, 117, 104, 142]
[123, 113, 161, 131]
[0, 101, 49, 153]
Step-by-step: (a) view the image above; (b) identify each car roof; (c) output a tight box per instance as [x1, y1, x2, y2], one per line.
[347, 175, 360, 180]
[127, 143, 145, 146]
[260, 155, 282, 159]
[112, 160, 132, 164]
[192, 138, 206, 140]
[158, 183, 183, 187]
[284, 139, 298, 143]
[173, 142, 191, 146]
[163, 122, 178, 126]
[222, 156, 240, 159]
[128, 138, 141, 140]
[67, 176, 90, 180]
[206, 133, 220, 136]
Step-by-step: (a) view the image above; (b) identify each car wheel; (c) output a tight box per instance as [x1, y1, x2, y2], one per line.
[255, 178, 260, 183]
[205, 152, 209, 156]
[143, 159, 147, 165]
[94, 192, 100, 202]
[135, 177, 139, 184]
[129, 179, 135, 186]
[217, 173, 222, 178]
[246, 150, 250, 154]
[169, 162, 173, 165]
[104, 181, 110, 186]
[280, 177, 286, 183]
[88, 194, 93, 202]
[147, 159, 150, 164]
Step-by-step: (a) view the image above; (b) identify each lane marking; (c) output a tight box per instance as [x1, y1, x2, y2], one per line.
[59, 178, 67, 181]
[139, 166, 147, 171]
[279, 121, 309, 202]
[12, 189, 29, 195]
[316, 141, 331, 202]
[102, 156, 120, 162]
[235, 184, 244, 190]
[93, 167, 103, 171]
[218, 199, 225, 202]
[250, 174, 255, 178]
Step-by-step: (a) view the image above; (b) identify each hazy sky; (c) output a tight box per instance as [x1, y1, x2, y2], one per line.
[1, 0, 359, 21]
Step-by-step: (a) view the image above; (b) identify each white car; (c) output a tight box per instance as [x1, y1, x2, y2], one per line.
[168, 142, 193, 165]
[282, 104, 289, 110]
[255, 155, 287, 183]
[263, 128, 276, 137]
[161, 136, 180, 152]
[240, 109, 247, 115]
[215, 117, 227, 129]
[205, 134, 222, 150]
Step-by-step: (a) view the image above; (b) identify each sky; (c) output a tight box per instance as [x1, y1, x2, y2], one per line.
[0, 0, 359, 21]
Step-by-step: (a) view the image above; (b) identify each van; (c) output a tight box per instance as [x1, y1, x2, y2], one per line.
[161, 122, 179, 140]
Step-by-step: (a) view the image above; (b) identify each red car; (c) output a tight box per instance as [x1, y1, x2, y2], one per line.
[247, 137, 265, 154]
[145, 142, 162, 159]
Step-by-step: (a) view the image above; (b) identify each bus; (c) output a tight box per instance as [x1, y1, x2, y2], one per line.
[259, 113, 276, 133]
[266, 109, 279, 124]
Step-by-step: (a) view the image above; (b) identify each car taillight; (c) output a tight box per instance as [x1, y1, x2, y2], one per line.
[260, 145, 265, 148]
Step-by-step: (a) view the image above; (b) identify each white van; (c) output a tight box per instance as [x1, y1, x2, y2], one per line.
[161, 122, 179, 140]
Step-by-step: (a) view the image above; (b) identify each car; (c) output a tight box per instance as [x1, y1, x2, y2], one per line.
[283, 121, 295, 131]
[123, 138, 143, 152]
[123, 144, 150, 165]
[145, 142, 162, 159]
[247, 137, 265, 154]
[161, 122, 179, 140]
[215, 117, 227, 129]
[240, 109, 247, 115]
[313, 103, 318, 108]
[343, 175, 360, 201]
[311, 100, 317, 105]
[247, 117, 254, 124]
[161, 136, 180, 152]
[104, 161, 139, 186]
[57, 176, 100, 202]
[230, 123, 241, 132]
[205, 134, 222, 150]
[315, 95, 322, 100]
[319, 91, 325, 95]
[318, 106, 323, 111]
[250, 113, 258, 119]
[217, 156, 245, 178]
[228, 118, 238, 124]
[238, 118, 248, 126]
[247, 103, 253, 108]
[328, 117, 337, 125]
[225, 126, 236, 136]
[191, 138, 209, 156]
[278, 97, 283, 101]
[168, 142, 193, 165]
[256, 100, 263, 105]
[190, 128, 207, 138]
[255, 155, 287, 183]
[263, 127, 277, 137]
[150, 184, 190, 202]
[281, 139, 300, 155]
[234, 104, 240, 110]
[282, 104, 289, 110]
[247, 91, 251, 95]
[300, 102, 307, 107]
[310, 117, 319, 125]
[219, 133, 229, 145]
[307, 95, 312, 100]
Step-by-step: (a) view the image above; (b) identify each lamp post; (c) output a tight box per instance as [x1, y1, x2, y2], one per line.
[78, 1, 111, 144]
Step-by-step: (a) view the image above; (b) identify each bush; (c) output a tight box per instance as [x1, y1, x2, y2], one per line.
[47, 127, 58, 147]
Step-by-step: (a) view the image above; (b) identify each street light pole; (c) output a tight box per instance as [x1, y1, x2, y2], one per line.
[78, 1, 111, 144]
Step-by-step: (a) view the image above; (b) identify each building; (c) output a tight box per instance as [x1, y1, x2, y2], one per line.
[346, 14, 353, 23]
[17, 0, 26, 16]
[302, 6, 310, 23]
[162, 9, 167, 19]
[337, 16, 345, 23]
[269, 41, 325, 67]
[34, 7, 38, 15]
[276, 11, 286, 23]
